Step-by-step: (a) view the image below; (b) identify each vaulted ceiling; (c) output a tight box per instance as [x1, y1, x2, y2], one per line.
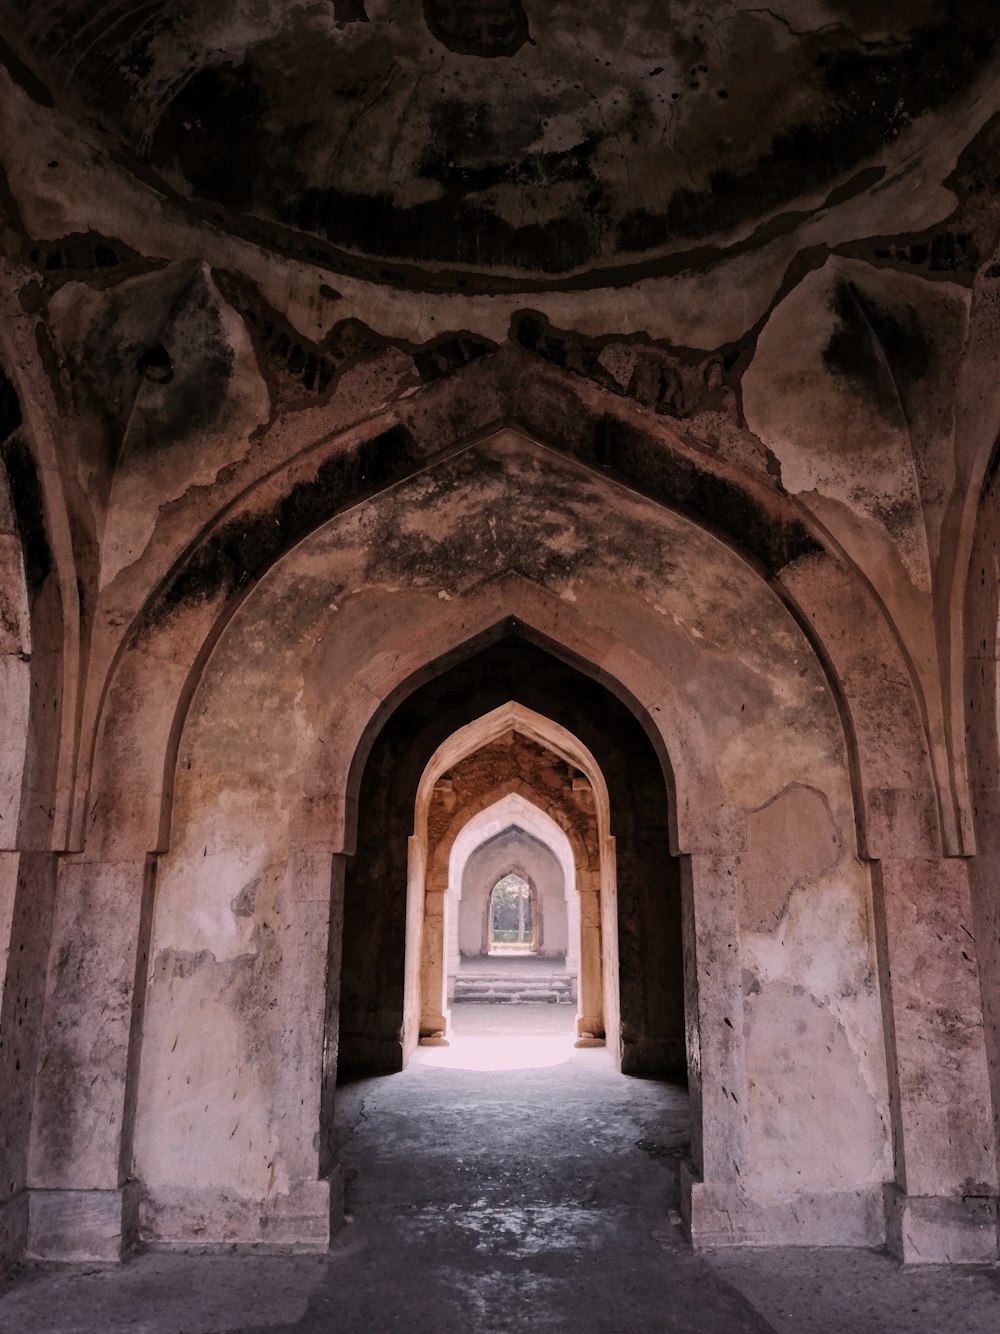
[1, 3, 1000, 867]
[2, 1, 996, 285]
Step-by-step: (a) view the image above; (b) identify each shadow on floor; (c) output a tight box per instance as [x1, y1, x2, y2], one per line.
[2, 1010, 999, 1332]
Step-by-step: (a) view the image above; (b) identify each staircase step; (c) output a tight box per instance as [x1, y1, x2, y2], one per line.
[453, 974, 577, 1004]
[453, 981, 573, 994]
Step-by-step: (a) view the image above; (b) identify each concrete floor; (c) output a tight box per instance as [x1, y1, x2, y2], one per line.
[2, 1005, 1000, 1333]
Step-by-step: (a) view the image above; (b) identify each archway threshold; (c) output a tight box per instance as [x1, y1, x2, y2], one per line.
[418, 1001, 584, 1072]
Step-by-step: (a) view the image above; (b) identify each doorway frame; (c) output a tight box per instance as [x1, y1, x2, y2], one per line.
[404, 701, 619, 1063]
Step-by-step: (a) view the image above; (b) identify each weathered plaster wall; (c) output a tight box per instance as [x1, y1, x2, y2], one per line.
[1, 44, 997, 870]
[965, 460, 1000, 1186]
[123, 431, 889, 1247]
[4, 1, 997, 284]
[0, 423, 32, 1263]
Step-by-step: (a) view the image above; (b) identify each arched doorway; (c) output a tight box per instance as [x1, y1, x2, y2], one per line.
[443, 796, 581, 1022]
[402, 699, 619, 1058]
[121, 428, 895, 1255]
[336, 634, 682, 1084]
[447, 796, 580, 976]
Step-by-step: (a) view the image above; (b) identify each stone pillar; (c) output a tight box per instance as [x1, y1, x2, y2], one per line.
[320, 854, 346, 1179]
[26, 855, 150, 1261]
[0, 851, 17, 992]
[679, 850, 750, 1246]
[264, 846, 337, 1248]
[875, 857, 1000, 1263]
[0, 851, 27, 1264]
[420, 867, 448, 1038]
[576, 867, 604, 1039]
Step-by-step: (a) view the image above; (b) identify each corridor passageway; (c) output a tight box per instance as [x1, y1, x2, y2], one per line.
[5, 1021, 1000, 1332]
[8, 4, 1000, 1314]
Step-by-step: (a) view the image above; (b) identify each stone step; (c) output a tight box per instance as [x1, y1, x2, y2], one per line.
[453, 975, 576, 1004]
[454, 980, 574, 995]
[454, 973, 575, 984]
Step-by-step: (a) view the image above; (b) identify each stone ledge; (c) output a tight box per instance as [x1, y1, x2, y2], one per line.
[680, 1162, 886, 1248]
[885, 1185, 1000, 1264]
[26, 1182, 139, 1262]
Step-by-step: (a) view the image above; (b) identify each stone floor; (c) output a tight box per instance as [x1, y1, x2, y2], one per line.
[453, 955, 572, 975]
[2, 1005, 1000, 1333]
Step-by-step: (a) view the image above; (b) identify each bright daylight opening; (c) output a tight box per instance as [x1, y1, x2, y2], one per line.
[489, 872, 536, 953]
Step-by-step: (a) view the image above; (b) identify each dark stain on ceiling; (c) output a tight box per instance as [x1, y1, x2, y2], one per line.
[1, 1, 997, 285]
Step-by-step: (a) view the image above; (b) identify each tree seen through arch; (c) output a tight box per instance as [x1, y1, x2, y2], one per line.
[489, 872, 536, 953]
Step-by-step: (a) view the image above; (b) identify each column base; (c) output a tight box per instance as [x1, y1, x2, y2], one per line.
[0, 1189, 28, 1269]
[328, 1164, 345, 1238]
[138, 1178, 333, 1252]
[681, 1162, 886, 1248]
[620, 1036, 686, 1077]
[576, 1015, 604, 1039]
[419, 1014, 448, 1039]
[27, 1182, 140, 1262]
[885, 1185, 999, 1264]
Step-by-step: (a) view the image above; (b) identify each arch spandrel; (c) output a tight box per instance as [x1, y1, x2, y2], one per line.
[80, 401, 939, 865]
[125, 425, 894, 1249]
[156, 431, 868, 864]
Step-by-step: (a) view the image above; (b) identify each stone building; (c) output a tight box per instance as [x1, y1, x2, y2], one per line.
[1, 0, 1000, 1290]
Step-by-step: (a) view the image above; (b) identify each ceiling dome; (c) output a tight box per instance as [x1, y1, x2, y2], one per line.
[4, 0, 997, 287]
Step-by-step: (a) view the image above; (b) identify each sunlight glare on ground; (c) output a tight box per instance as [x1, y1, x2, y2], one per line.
[414, 1031, 578, 1071]
[414, 1002, 603, 1071]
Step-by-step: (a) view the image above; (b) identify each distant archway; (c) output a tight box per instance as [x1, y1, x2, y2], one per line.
[404, 701, 618, 1060]
[445, 796, 580, 1021]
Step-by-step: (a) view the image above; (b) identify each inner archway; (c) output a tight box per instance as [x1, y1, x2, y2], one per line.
[409, 702, 611, 1058]
[447, 795, 581, 990]
[336, 633, 683, 1086]
[441, 795, 582, 1051]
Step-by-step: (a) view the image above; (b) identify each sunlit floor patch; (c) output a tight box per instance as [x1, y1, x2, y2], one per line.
[415, 1000, 585, 1071]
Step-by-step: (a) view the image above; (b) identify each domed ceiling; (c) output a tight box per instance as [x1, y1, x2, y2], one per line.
[2, 0, 997, 288]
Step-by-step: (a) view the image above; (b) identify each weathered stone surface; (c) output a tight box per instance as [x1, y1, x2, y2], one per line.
[2, 0, 1000, 1286]
[26, 1185, 139, 1263]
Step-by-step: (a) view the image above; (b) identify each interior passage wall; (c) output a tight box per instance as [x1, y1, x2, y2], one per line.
[0, 379, 64, 1268]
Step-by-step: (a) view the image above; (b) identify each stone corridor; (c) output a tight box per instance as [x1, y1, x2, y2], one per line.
[3, 1007, 1000, 1333]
